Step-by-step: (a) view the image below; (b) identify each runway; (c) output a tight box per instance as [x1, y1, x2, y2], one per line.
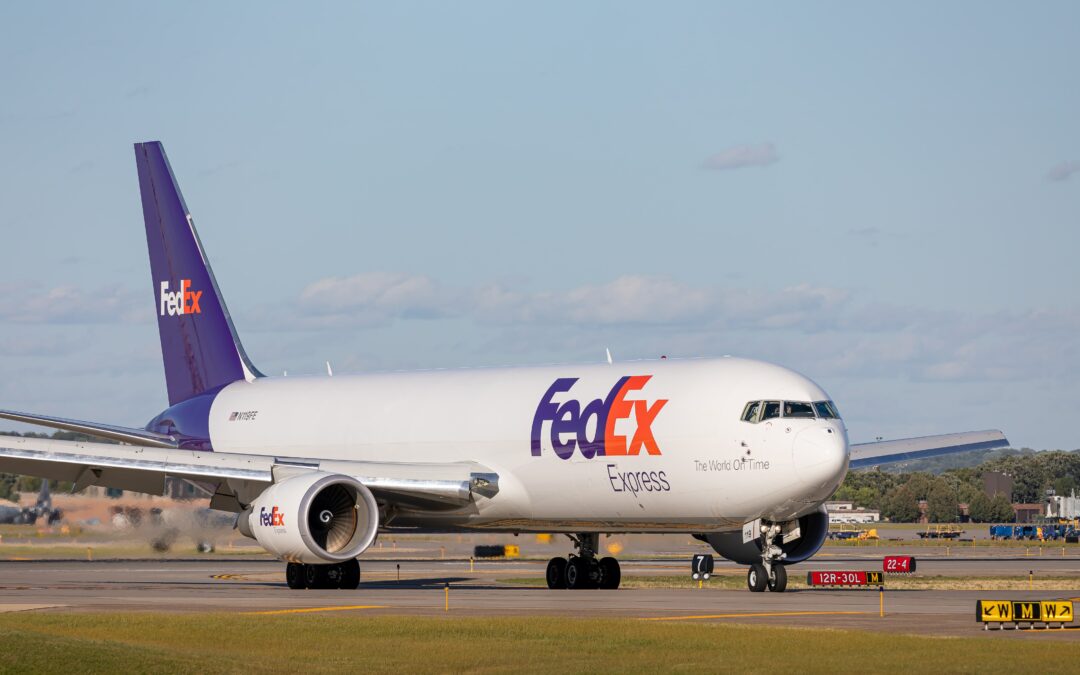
[2, 557, 1078, 639]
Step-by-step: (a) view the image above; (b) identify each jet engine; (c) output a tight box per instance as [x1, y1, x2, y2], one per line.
[238, 472, 379, 564]
[700, 506, 829, 565]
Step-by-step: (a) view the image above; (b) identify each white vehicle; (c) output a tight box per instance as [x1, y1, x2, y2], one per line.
[0, 143, 1007, 593]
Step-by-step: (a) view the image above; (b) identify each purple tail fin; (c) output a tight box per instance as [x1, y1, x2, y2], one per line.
[134, 142, 262, 406]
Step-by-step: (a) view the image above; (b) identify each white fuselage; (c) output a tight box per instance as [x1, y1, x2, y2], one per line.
[207, 357, 849, 533]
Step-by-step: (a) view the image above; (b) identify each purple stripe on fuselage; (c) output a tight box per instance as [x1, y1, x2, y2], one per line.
[144, 386, 224, 451]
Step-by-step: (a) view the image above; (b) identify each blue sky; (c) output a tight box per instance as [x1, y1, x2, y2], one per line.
[1, 3, 1077, 449]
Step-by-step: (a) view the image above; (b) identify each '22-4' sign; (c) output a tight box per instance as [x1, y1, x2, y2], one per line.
[530, 376, 668, 460]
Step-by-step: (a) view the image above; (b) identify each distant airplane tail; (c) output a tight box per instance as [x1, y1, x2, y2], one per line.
[36, 479, 50, 511]
[33, 480, 62, 524]
[134, 142, 262, 406]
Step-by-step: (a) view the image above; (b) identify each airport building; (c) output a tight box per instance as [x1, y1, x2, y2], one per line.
[1012, 503, 1044, 523]
[983, 471, 1013, 498]
[1047, 491, 1080, 519]
[825, 501, 880, 523]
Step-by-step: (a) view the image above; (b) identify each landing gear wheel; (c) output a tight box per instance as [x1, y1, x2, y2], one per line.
[747, 563, 767, 592]
[767, 564, 787, 592]
[305, 563, 331, 589]
[546, 557, 568, 589]
[565, 557, 595, 590]
[598, 557, 621, 590]
[325, 563, 347, 588]
[286, 562, 307, 590]
[339, 559, 361, 590]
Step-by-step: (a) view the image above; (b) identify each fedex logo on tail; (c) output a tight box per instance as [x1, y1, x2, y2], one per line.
[531, 376, 668, 460]
[159, 279, 203, 316]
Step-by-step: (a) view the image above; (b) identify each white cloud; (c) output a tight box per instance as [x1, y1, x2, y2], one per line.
[702, 143, 779, 171]
[297, 272, 456, 326]
[6, 271, 1074, 449]
[475, 276, 717, 325]
[277, 271, 1080, 391]
[0, 283, 143, 324]
[294, 273, 850, 332]
[1046, 160, 1080, 182]
[0, 334, 86, 357]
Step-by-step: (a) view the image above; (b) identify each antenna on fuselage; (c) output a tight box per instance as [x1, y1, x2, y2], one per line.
[326, 361, 333, 377]
[605, 348, 613, 365]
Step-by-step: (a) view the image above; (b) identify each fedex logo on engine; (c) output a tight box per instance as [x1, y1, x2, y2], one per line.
[259, 506, 285, 527]
[158, 279, 202, 316]
[531, 376, 668, 460]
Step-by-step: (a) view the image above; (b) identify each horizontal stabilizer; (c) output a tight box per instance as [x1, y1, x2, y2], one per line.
[849, 430, 1009, 469]
[0, 409, 178, 448]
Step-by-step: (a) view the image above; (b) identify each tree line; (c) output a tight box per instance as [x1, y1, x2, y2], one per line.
[834, 448, 1080, 523]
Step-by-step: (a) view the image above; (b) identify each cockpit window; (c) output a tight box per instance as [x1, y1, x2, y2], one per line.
[761, 401, 781, 420]
[741, 401, 761, 423]
[814, 400, 841, 419]
[783, 401, 815, 418]
[744, 399, 840, 422]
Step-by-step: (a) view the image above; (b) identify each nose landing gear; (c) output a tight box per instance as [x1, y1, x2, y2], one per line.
[545, 533, 621, 590]
[747, 522, 788, 593]
[747, 561, 788, 592]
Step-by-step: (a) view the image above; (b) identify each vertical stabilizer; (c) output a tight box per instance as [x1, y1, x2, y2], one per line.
[36, 480, 50, 511]
[134, 142, 262, 406]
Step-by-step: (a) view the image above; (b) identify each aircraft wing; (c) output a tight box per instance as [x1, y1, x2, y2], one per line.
[0, 436, 499, 512]
[848, 429, 1009, 469]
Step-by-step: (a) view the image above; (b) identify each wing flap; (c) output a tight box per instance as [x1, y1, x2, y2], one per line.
[848, 429, 1009, 469]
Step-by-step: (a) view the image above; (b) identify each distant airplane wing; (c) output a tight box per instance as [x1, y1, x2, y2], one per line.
[848, 430, 1009, 469]
[0, 436, 499, 513]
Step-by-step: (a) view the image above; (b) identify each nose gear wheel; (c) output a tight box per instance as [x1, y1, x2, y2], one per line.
[747, 520, 789, 592]
[767, 563, 787, 592]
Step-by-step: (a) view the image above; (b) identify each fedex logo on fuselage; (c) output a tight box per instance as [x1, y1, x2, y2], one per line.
[531, 376, 668, 460]
[159, 279, 202, 316]
[259, 506, 285, 527]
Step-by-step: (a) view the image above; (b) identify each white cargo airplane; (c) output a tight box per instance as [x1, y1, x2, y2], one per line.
[0, 143, 1007, 593]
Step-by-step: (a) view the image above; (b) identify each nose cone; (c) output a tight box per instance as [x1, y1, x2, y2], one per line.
[792, 426, 848, 491]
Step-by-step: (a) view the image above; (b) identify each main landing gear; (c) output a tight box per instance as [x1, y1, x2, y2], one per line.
[285, 559, 361, 590]
[747, 522, 788, 593]
[545, 533, 621, 590]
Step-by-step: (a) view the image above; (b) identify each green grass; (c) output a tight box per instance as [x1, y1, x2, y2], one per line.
[1, 613, 1078, 674]
[503, 575, 1080, 591]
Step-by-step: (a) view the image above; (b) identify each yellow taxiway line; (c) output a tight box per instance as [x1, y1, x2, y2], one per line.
[245, 605, 388, 616]
[641, 611, 870, 622]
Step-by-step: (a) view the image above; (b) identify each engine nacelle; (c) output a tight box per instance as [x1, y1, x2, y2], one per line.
[238, 472, 379, 564]
[701, 506, 830, 565]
